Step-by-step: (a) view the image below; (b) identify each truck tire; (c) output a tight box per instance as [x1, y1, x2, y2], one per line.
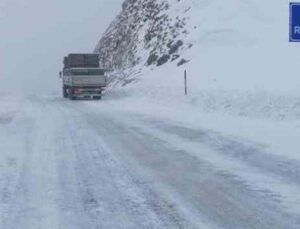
[94, 96, 102, 100]
[63, 86, 68, 98]
[68, 88, 76, 100]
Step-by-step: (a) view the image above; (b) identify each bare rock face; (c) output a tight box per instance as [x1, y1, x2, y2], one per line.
[94, 0, 188, 72]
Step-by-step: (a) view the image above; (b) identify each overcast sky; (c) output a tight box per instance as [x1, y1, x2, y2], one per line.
[0, 0, 123, 94]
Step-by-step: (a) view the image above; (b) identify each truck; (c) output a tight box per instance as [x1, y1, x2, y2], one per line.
[60, 53, 107, 100]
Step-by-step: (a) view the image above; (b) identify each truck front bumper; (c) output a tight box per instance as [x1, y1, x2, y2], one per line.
[73, 88, 102, 98]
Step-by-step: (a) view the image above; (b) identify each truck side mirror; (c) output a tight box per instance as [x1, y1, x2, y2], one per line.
[59, 71, 62, 78]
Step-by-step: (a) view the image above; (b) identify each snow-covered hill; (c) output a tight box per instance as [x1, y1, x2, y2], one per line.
[95, 0, 300, 120]
[94, 0, 189, 71]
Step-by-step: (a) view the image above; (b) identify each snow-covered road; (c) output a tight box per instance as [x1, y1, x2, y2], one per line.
[0, 95, 299, 229]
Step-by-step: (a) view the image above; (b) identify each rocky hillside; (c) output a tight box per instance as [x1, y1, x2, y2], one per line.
[94, 0, 191, 72]
[94, 0, 300, 97]
[93, 1, 300, 121]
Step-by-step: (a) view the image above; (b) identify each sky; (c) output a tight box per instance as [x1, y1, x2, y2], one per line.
[0, 0, 123, 94]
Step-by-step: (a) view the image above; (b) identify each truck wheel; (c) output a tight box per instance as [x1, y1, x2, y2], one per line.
[68, 88, 76, 100]
[69, 94, 76, 100]
[94, 96, 101, 100]
[63, 86, 68, 98]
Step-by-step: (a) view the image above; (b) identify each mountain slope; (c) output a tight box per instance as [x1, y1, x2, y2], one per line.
[94, 0, 190, 71]
[94, 0, 300, 120]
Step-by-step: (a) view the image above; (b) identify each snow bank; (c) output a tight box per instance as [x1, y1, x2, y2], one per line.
[0, 95, 21, 124]
[105, 64, 300, 121]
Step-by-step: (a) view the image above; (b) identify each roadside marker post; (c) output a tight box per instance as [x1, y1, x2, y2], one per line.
[184, 70, 187, 96]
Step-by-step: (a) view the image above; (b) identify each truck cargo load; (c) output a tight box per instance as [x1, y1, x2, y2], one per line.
[63, 53, 100, 69]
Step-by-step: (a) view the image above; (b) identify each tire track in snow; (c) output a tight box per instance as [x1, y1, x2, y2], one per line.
[1, 98, 64, 229]
[76, 107, 300, 229]
[142, 119, 300, 186]
[58, 101, 192, 229]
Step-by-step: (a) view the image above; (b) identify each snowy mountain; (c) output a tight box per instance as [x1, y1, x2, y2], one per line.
[94, 0, 300, 120]
[94, 0, 190, 71]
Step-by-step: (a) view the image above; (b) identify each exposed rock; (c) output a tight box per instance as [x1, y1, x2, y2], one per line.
[147, 53, 158, 66]
[171, 54, 180, 61]
[177, 58, 189, 66]
[168, 40, 183, 55]
[157, 54, 170, 66]
[94, 0, 189, 72]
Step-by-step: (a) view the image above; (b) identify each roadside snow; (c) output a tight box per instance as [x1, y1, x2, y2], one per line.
[0, 95, 21, 124]
[91, 85, 300, 164]
[84, 92, 300, 216]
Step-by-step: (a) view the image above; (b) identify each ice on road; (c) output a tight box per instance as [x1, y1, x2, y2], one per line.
[0, 95, 299, 229]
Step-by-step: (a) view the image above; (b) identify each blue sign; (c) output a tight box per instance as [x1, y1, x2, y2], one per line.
[290, 3, 300, 42]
